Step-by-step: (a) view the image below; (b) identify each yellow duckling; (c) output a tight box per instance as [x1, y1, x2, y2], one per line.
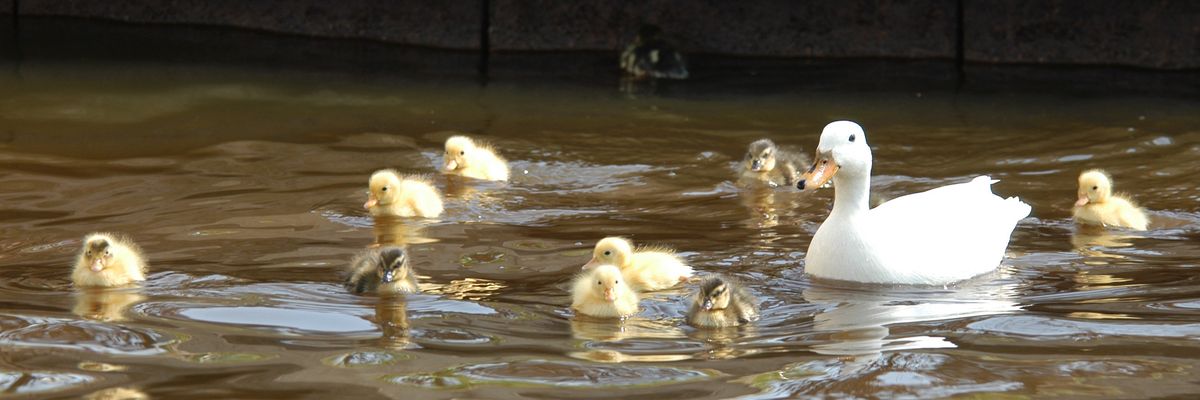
[571, 264, 639, 318]
[1073, 169, 1149, 231]
[364, 169, 444, 218]
[72, 233, 147, 288]
[686, 275, 759, 328]
[582, 237, 692, 291]
[344, 246, 420, 295]
[443, 135, 510, 181]
[619, 25, 689, 80]
[740, 139, 809, 187]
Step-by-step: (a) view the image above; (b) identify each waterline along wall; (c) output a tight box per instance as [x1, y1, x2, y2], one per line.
[1, 0, 1197, 70]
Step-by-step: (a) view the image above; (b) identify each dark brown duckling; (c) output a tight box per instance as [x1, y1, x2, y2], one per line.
[740, 139, 809, 187]
[620, 25, 689, 80]
[344, 246, 419, 295]
[687, 275, 759, 328]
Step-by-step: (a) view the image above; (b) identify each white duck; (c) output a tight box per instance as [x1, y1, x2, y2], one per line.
[797, 121, 1031, 285]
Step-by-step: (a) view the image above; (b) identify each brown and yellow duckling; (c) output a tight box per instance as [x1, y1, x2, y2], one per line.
[344, 246, 420, 295]
[619, 25, 689, 80]
[571, 264, 639, 318]
[365, 169, 444, 218]
[582, 237, 693, 292]
[72, 233, 147, 288]
[443, 135, 510, 182]
[1073, 169, 1149, 231]
[686, 275, 759, 328]
[740, 139, 808, 187]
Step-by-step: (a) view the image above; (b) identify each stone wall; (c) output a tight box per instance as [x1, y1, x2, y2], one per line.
[4, 0, 1198, 69]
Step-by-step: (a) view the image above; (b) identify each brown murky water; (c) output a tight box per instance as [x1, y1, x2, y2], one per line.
[2, 60, 1200, 399]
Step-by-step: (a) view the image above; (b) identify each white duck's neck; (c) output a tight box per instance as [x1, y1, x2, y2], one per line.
[830, 169, 871, 218]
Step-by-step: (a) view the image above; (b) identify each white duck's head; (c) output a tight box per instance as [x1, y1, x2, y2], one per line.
[797, 121, 871, 191]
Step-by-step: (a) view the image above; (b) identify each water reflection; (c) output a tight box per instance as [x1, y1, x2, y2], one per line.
[1071, 224, 1137, 261]
[73, 288, 145, 322]
[803, 283, 1018, 358]
[372, 297, 411, 350]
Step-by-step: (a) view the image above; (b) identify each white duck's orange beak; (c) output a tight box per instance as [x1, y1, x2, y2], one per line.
[444, 159, 458, 171]
[364, 195, 378, 209]
[798, 151, 838, 191]
[1075, 194, 1089, 207]
[603, 288, 616, 302]
[581, 257, 600, 270]
[90, 259, 104, 272]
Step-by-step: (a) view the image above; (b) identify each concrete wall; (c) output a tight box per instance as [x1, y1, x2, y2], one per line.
[5, 0, 1199, 69]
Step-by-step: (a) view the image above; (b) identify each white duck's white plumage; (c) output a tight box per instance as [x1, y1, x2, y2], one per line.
[799, 121, 1031, 285]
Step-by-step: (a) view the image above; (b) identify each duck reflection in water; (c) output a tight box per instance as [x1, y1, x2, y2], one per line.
[73, 288, 145, 322]
[374, 297, 411, 349]
[803, 283, 1018, 360]
[1071, 223, 1137, 261]
[371, 216, 434, 248]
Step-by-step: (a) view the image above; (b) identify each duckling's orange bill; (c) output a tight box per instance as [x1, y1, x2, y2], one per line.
[364, 196, 378, 209]
[603, 288, 616, 302]
[799, 152, 837, 190]
[1075, 194, 1089, 207]
[90, 259, 104, 272]
[444, 160, 458, 171]
[581, 258, 600, 270]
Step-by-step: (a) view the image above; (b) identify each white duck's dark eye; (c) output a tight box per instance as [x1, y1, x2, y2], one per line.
[603, 250, 611, 256]
[849, 134, 856, 142]
[460, 151, 465, 156]
[597, 280, 602, 285]
[381, 186, 388, 192]
[615, 280, 619, 285]
[1092, 186, 1098, 190]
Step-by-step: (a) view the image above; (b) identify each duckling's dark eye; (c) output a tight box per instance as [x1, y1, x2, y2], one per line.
[603, 250, 611, 256]
[615, 280, 619, 285]
[460, 151, 465, 156]
[1092, 186, 1098, 190]
[85, 251, 91, 256]
[849, 134, 856, 142]
[597, 280, 602, 285]
[381, 186, 388, 192]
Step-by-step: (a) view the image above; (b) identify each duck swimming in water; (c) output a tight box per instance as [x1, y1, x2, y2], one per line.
[740, 138, 809, 187]
[443, 135, 510, 182]
[1072, 169, 1149, 231]
[72, 233, 147, 288]
[620, 25, 689, 80]
[797, 121, 1031, 285]
[344, 246, 420, 295]
[687, 275, 759, 328]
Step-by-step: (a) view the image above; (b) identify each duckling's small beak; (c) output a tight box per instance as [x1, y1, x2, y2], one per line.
[702, 299, 714, 311]
[1075, 194, 1089, 207]
[581, 258, 600, 270]
[603, 288, 616, 302]
[90, 259, 104, 272]
[750, 159, 763, 172]
[444, 160, 458, 171]
[798, 151, 837, 191]
[364, 195, 378, 209]
[381, 269, 396, 283]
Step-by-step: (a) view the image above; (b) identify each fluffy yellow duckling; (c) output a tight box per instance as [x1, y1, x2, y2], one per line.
[686, 275, 759, 328]
[72, 233, 147, 288]
[571, 264, 639, 318]
[344, 246, 420, 295]
[443, 135, 510, 182]
[1073, 169, 1149, 231]
[582, 237, 693, 291]
[619, 25, 689, 80]
[364, 169, 444, 218]
[740, 139, 809, 187]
